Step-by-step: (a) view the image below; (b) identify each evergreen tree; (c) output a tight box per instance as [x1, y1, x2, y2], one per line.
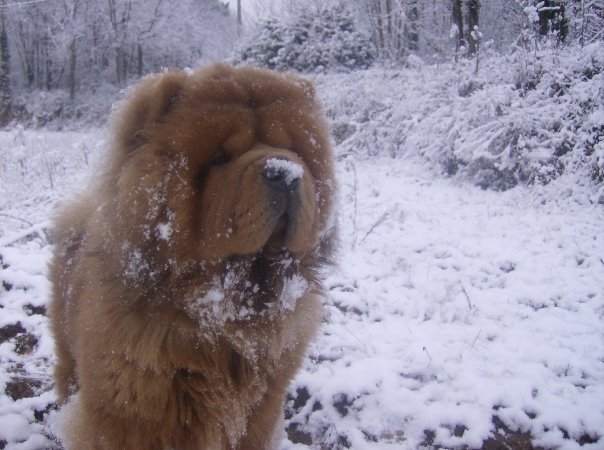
[234, 18, 286, 70]
[234, 3, 375, 72]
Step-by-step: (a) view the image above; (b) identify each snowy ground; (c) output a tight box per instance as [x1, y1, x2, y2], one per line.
[0, 47, 604, 450]
[284, 159, 604, 450]
[1, 131, 603, 447]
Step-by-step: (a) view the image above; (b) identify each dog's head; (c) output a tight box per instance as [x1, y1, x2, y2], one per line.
[103, 64, 335, 275]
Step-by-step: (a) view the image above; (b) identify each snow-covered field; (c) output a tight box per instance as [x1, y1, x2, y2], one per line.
[1, 127, 602, 450]
[1, 46, 603, 449]
[0, 129, 104, 450]
[284, 160, 603, 450]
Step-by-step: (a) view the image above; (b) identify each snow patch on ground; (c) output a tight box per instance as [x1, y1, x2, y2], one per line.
[0, 240, 56, 449]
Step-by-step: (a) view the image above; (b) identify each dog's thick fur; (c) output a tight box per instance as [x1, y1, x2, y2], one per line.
[49, 64, 336, 450]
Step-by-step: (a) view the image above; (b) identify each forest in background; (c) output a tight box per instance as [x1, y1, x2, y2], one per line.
[0, 0, 600, 126]
[0, 0, 237, 124]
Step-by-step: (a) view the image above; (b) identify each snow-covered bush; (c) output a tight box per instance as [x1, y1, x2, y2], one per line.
[7, 83, 118, 129]
[233, 3, 375, 73]
[316, 42, 604, 192]
[460, 42, 604, 189]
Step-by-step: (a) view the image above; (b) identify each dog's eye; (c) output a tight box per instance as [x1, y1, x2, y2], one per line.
[211, 151, 229, 166]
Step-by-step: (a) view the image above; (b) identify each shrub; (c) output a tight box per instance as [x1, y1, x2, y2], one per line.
[315, 41, 604, 192]
[233, 3, 375, 73]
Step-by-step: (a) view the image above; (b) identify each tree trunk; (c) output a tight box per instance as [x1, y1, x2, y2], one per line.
[115, 46, 125, 86]
[538, 0, 552, 36]
[107, 0, 130, 86]
[452, 0, 464, 56]
[376, 3, 385, 56]
[407, 0, 420, 53]
[68, 39, 76, 100]
[0, 0, 11, 123]
[537, 0, 568, 42]
[137, 43, 143, 78]
[67, 0, 82, 100]
[466, 0, 480, 56]
[370, 1, 385, 58]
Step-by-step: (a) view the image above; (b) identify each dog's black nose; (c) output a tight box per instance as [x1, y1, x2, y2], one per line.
[263, 158, 301, 192]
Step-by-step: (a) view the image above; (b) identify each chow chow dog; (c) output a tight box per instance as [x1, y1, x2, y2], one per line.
[49, 63, 336, 450]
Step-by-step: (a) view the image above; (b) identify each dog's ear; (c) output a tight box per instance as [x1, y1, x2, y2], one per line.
[113, 72, 187, 155]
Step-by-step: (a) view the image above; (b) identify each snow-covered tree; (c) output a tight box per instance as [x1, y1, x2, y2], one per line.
[452, 0, 465, 55]
[234, 3, 375, 72]
[354, 0, 408, 61]
[450, 0, 481, 57]
[3, 0, 236, 96]
[466, 0, 481, 54]
[349, 0, 486, 62]
[480, 0, 525, 52]
[571, 0, 604, 45]
[406, 0, 420, 52]
[536, 0, 569, 41]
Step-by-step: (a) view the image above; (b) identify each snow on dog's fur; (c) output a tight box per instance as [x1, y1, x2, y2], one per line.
[49, 63, 336, 450]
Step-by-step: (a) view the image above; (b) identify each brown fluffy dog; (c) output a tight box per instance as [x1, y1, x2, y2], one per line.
[49, 63, 336, 450]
